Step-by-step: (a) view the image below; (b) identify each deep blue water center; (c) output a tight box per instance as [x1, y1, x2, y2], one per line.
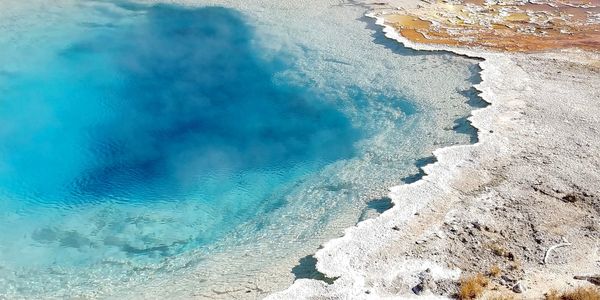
[0, 5, 358, 206]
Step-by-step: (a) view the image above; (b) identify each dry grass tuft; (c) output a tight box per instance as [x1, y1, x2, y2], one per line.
[459, 273, 490, 300]
[509, 259, 522, 271]
[489, 243, 507, 256]
[489, 265, 501, 277]
[489, 295, 516, 300]
[487, 243, 516, 262]
[545, 286, 600, 300]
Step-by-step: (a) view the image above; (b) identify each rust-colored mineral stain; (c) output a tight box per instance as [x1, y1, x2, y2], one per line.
[504, 13, 530, 23]
[382, 0, 600, 52]
[386, 15, 432, 30]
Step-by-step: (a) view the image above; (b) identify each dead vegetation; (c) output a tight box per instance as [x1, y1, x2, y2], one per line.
[488, 243, 514, 260]
[488, 265, 501, 278]
[459, 273, 490, 300]
[545, 286, 600, 300]
[488, 295, 516, 300]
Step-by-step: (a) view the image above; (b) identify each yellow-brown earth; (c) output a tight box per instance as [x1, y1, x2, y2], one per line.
[380, 0, 600, 52]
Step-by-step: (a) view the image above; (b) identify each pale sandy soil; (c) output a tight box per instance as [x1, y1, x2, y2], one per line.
[269, 1, 600, 299]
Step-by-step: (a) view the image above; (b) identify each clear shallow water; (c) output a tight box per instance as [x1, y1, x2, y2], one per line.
[0, 0, 481, 298]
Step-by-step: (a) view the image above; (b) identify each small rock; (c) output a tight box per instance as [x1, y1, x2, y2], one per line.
[507, 252, 515, 261]
[512, 281, 526, 293]
[412, 282, 426, 295]
[574, 275, 600, 286]
[562, 193, 579, 203]
[412, 269, 436, 295]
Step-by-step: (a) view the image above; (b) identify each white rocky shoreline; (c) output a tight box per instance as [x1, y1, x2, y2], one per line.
[269, 4, 600, 299]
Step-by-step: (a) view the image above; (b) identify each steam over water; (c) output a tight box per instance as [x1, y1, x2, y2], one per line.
[0, 2, 362, 267]
[0, 0, 481, 298]
[1, 6, 358, 205]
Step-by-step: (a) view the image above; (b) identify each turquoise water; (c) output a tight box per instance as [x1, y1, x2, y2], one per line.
[0, 3, 369, 264]
[1, 5, 358, 206]
[0, 1, 479, 297]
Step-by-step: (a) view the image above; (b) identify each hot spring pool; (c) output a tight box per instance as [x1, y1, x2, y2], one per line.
[0, 0, 482, 298]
